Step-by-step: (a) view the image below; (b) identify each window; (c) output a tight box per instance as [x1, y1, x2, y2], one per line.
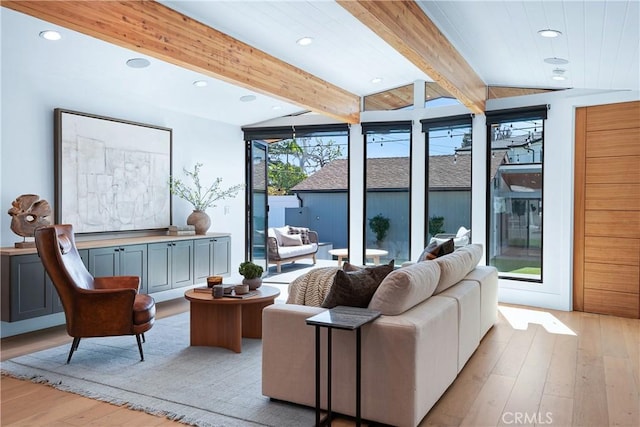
[421, 115, 473, 248]
[486, 105, 547, 281]
[363, 122, 412, 266]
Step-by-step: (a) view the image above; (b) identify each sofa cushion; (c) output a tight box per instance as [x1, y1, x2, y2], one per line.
[321, 261, 394, 309]
[280, 233, 303, 246]
[368, 261, 441, 315]
[417, 238, 454, 262]
[272, 226, 291, 246]
[276, 243, 318, 259]
[288, 226, 310, 244]
[433, 243, 483, 294]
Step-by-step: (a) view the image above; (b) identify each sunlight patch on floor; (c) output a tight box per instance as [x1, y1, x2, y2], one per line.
[499, 305, 576, 336]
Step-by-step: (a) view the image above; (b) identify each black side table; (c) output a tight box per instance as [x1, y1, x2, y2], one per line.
[306, 306, 381, 427]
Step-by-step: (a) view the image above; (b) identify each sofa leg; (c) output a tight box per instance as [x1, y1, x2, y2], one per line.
[313, 254, 316, 265]
[277, 263, 281, 273]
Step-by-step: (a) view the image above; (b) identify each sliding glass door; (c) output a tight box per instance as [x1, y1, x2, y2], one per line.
[246, 140, 268, 271]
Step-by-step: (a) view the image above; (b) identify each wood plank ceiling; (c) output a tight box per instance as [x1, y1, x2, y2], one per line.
[337, 0, 487, 114]
[4, 0, 493, 121]
[2, 0, 360, 123]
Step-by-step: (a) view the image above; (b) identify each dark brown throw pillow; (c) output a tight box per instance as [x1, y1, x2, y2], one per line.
[418, 239, 455, 262]
[342, 261, 362, 272]
[321, 260, 394, 308]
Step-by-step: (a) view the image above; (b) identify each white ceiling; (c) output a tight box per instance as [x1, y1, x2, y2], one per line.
[418, 0, 640, 92]
[2, 1, 638, 127]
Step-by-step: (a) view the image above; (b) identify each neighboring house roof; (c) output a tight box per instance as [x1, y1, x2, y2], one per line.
[291, 153, 508, 192]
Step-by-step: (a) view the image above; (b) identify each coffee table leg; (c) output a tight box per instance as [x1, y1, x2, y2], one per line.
[190, 301, 242, 352]
[242, 299, 274, 338]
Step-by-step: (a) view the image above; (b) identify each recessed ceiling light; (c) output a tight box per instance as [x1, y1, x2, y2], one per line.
[193, 80, 208, 87]
[538, 29, 562, 38]
[544, 57, 569, 65]
[551, 68, 567, 81]
[371, 77, 383, 84]
[126, 58, 150, 69]
[240, 95, 257, 102]
[272, 105, 282, 110]
[296, 37, 313, 46]
[39, 30, 61, 41]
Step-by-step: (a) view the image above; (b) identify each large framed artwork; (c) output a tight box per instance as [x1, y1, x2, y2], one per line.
[54, 109, 172, 234]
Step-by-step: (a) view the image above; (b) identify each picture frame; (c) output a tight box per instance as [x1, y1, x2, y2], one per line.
[54, 108, 172, 234]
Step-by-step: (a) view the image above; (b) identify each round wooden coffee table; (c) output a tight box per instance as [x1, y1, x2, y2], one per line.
[184, 285, 280, 353]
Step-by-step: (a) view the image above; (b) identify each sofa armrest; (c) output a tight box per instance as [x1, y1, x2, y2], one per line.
[267, 236, 281, 261]
[262, 304, 326, 405]
[308, 230, 318, 244]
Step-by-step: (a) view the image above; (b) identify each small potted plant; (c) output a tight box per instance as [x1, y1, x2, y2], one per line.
[369, 213, 390, 246]
[238, 261, 264, 290]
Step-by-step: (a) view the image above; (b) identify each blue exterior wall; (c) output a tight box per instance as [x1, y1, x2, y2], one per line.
[287, 192, 348, 249]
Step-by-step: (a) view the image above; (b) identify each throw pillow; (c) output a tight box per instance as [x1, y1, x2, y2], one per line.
[288, 226, 310, 244]
[280, 233, 303, 246]
[273, 226, 291, 246]
[417, 238, 455, 262]
[321, 260, 394, 309]
[433, 243, 483, 294]
[368, 261, 441, 315]
[342, 261, 367, 272]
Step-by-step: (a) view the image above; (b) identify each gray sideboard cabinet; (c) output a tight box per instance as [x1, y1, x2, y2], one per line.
[88, 244, 148, 293]
[1, 233, 230, 325]
[194, 236, 231, 283]
[147, 240, 195, 293]
[0, 250, 89, 322]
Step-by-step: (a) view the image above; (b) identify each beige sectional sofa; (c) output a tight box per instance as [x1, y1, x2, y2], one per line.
[262, 244, 498, 427]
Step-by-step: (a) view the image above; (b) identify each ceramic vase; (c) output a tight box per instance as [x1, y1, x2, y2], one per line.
[187, 210, 211, 235]
[242, 277, 262, 290]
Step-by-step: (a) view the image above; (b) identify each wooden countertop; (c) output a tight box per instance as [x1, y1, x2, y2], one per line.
[0, 232, 231, 256]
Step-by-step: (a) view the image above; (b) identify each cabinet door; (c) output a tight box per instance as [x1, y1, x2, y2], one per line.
[147, 243, 172, 293]
[120, 244, 148, 293]
[171, 240, 194, 288]
[212, 237, 230, 276]
[89, 246, 120, 277]
[194, 239, 213, 283]
[9, 254, 53, 321]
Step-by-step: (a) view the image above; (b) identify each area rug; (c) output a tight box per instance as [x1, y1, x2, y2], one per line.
[1, 312, 314, 426]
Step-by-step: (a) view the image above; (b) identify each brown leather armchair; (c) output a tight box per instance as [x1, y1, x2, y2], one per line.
[34, 224, 156, 363]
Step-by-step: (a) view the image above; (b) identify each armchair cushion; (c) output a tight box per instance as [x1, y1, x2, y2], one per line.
[133, 294, 156, 325]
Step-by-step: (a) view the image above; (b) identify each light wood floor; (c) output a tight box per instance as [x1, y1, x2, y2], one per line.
[2, 302, 639, 426]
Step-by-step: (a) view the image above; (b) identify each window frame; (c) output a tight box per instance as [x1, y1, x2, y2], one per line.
[485, 105, 548, 283]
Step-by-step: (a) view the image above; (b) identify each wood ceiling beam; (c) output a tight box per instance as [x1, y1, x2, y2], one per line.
[3, 0, 361, 124]
[338, 0, 486, 114]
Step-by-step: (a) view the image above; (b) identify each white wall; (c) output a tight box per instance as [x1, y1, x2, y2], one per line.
[254, 89, 640, 313]
[486, 89, 640, 311]
[1, 39, 247, 336]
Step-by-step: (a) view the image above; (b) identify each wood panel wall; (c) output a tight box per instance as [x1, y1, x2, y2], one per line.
[574, 101, 640, 318]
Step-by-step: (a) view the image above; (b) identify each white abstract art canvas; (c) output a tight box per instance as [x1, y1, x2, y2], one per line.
[55, 109, 172, 233]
